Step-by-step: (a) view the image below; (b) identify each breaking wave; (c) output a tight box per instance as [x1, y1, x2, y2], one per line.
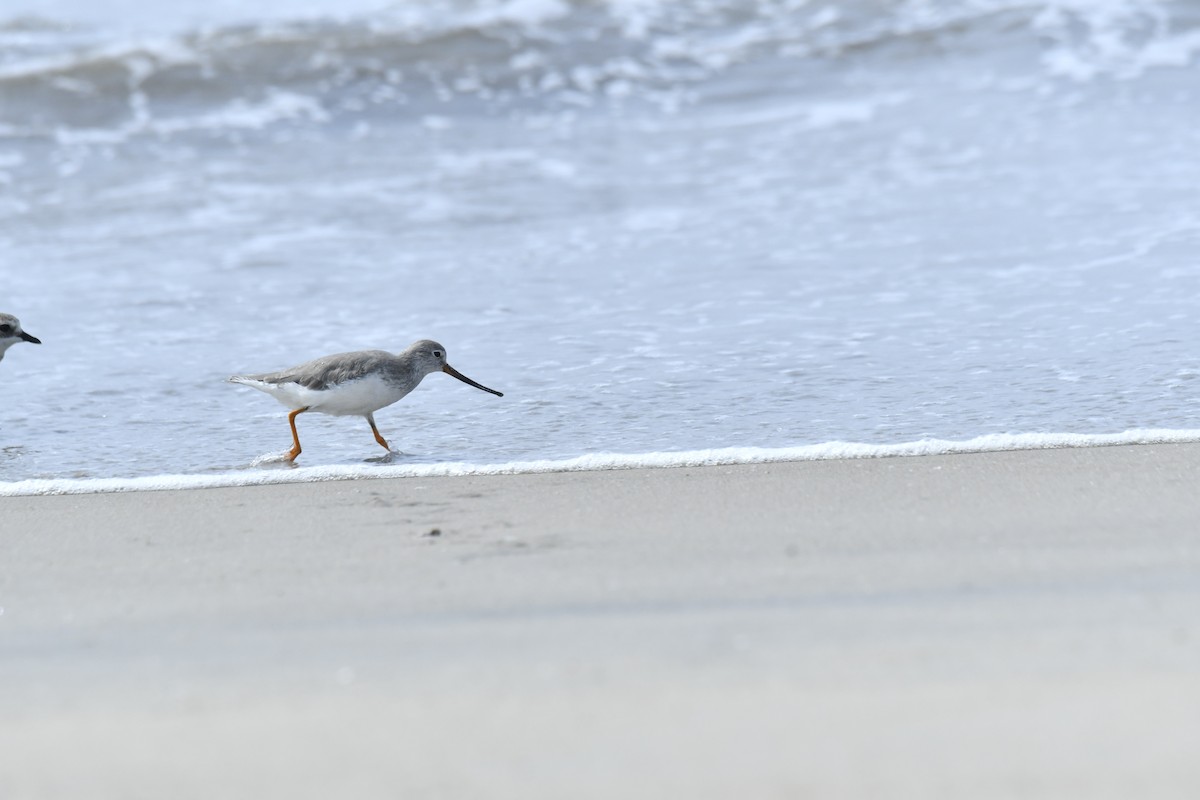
[2, 0, 1198, 139]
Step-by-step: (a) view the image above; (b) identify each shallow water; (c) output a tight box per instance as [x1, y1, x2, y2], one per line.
[3, 0, 1200, 485]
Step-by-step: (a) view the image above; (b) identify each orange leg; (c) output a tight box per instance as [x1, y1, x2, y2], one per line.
[287, 407, 309, 462]
[367, 414, 391, 452]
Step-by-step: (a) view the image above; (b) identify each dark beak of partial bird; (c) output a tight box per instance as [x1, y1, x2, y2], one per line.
[443, 364, 503, 396]
[20, 330, 40, 344]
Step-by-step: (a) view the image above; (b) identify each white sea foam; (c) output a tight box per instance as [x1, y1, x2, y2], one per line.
[2, 430, 1197, 498]
[48, 90, 328, 144]
[1035, 0, 1200, 80]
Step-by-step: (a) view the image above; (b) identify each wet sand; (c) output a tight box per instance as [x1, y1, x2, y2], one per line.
[2, 444, 1199, 798]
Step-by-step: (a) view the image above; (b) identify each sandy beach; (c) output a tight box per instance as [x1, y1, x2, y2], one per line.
[2, 443, 1199, 798]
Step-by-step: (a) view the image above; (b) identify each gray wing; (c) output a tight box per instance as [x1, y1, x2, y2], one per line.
[243, 350, 397, 390]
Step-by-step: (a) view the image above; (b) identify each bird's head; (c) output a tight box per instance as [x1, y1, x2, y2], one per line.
[0, 314, 41, 361]
[405, 339, 503, 397]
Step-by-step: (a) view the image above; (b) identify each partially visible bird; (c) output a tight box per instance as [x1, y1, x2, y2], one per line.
[229, 339, 503, 462]
[0, 313, 41, 362]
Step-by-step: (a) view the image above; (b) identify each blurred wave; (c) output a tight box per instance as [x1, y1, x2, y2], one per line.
[2, 0, 1198, 139]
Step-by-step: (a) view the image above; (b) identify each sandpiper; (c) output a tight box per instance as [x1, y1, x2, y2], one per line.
[0, 313, 41, 362]
[229, 339, 503, 462]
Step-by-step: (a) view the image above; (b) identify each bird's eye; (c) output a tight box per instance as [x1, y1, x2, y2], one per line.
[433, 350, 443, 358]
[0, 325, 11, 334]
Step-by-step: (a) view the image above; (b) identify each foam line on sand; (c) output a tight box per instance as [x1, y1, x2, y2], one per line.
[3, 427, 1200, 496]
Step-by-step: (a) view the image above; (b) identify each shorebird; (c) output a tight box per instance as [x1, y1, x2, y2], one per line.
[0, 313, 41, 362]
[229, 339, 503, 462]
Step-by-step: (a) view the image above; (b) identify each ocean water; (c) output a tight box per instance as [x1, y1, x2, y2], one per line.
[2, 0, 1199, 491]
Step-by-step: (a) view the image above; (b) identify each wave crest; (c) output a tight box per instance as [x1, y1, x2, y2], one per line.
[1, 0, 1197, 139]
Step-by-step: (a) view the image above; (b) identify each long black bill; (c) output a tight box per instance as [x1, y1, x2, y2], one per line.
[20, 331, 41, 344]
[443, 364, 503, 397]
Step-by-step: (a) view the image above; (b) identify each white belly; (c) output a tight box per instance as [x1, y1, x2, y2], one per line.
[243, 374, 410, 416]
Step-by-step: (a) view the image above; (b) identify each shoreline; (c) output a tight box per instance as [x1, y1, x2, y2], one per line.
[2, 443, 1199, 797]
[4, 427, 1200, 496]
